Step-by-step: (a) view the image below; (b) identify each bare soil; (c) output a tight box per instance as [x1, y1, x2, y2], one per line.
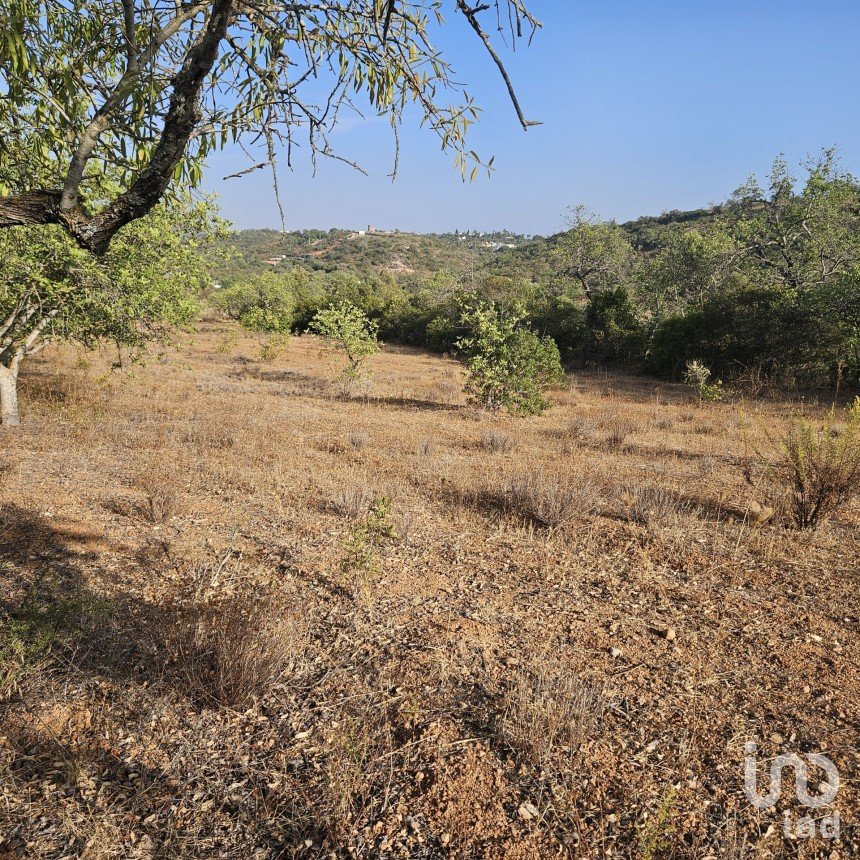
[1, 320, 857, 858]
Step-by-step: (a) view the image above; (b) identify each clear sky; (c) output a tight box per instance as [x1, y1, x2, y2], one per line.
[202, 1, 860, 236]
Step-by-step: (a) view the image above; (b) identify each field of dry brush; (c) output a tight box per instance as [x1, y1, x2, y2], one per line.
[1, 319, 857, 859]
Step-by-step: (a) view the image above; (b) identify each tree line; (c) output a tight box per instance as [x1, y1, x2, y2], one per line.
[2, 149, 857, 425]
[216, 150, 860, 392]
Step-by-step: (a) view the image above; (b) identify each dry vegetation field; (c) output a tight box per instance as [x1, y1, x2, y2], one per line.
[1, 319, 858, 859]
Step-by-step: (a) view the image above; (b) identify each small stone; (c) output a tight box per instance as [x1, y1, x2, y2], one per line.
[505, 657, 521, 667]
[608, 647, 622, 658]
[440, 833, 451, 846]
[658, 626, 676, 641]
[518, 801, 539, 821]
[769, 733, 784, 744]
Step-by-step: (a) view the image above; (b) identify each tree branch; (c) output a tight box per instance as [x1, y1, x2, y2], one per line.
[60, 1, 211, 213]
[0, 190, 71, 228]
[72, 0, 234, 253]
[456, 0, 540, 130]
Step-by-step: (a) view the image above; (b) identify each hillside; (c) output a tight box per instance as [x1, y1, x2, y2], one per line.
[213, 207, 724, 288]
[213, 228, 534, 284]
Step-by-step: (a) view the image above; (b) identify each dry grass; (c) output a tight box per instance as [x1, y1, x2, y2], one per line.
[485, 466, 603, 529]
[134, 463, 181, 523]
[1, 321, 858, 859]
[618, 484, 694, 526]
[499, 662, 604, 772]
[480, 428, 516, 453]
[160, 590, 307, 708]
[332, 484, 375, 518]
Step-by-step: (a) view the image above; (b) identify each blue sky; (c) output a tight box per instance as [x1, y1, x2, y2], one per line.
[203, 1, 860, 236]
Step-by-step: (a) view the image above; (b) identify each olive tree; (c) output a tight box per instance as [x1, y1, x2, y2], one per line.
[0, 193, 219, 425]
[0, 0, 540, 255]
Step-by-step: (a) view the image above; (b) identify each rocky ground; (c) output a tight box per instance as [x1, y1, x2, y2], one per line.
[1, 321, 857, 858]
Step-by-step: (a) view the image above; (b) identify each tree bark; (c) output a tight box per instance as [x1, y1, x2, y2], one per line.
[0, 190, 63, 227]
[0, 364, 20, 426]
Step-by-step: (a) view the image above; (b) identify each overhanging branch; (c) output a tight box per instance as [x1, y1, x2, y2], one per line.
[456, 0, 541, 131]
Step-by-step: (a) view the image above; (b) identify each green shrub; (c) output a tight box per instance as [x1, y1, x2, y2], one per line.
[310, 301, 380, 380]
[782, 399, 860, 528]
[214, 271, 295, 334]
[456, 297, 565, 415]
[684, 359, 725, 402]
[647, 287, 850, 386]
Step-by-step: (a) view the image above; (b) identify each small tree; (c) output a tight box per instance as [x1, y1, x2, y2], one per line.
[684, 359, 725, 403]
[0, 194, 218, 425]
[456, 298, 564, 415]
[552, 206, 634, 300]
[310, 302, 380, 380]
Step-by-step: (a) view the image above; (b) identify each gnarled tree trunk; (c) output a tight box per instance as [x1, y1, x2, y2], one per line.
[0, 363, 20, 426]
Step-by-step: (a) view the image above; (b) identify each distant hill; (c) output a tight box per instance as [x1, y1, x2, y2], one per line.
[211, 207, 724, 286]
[212, 228, 534, 284]
[619, 206, 724, 251]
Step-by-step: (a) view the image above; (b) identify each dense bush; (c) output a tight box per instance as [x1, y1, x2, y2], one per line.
[646, 287, 850, 385]
[456, 298, 565, 415]
[213, 271, 297, 334]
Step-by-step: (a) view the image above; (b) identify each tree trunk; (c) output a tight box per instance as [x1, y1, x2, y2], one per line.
[0, 364, 20, 426]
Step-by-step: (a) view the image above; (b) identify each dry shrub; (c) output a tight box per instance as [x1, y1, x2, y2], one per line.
[499, 663, 603, 772]
[567, 416, 597, 441]
[180, 421, 237, 451]
[348, 431, 370, 451]
[597, 411, 637, 450]
[481, 428, 516, 453]
[416, 437, 436, 456]
[431, 379, 461, 405]
[619, 485, 693, 526]
[496, 468, 602, 529]
[603, 428, 629, 450]
[323, 436, 348, 454]
[751, 399, 860, 529]
[135, 466, 180, 523]
[162, 591, 307, 708]
[332, 485, 375, 518]
[322, 709, 393, 842]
